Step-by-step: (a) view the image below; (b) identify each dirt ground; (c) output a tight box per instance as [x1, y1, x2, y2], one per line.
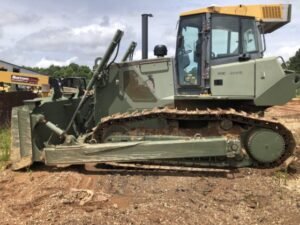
[0, 99, 299, 225]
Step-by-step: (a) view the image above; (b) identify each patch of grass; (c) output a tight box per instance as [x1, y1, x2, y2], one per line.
[0, 126, 10, 162]
[273, 170, 288, 186]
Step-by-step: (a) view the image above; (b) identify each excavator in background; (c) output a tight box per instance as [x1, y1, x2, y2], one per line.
[10, 4, 300, 171]
[0, 70, 50, 124]
[0, 70, 49, 90]
[0, 68, 88, 124]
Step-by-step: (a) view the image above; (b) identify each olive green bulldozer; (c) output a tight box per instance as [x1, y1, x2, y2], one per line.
[10, 4, 300, 171]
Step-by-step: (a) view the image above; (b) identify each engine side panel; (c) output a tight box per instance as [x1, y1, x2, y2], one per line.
[210, 60, 255, 97]
[94, 58, 175, 121]
[254, 57, 299, 105]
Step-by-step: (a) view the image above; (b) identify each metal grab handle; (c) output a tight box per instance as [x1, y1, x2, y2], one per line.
[277, 56, 287, 69]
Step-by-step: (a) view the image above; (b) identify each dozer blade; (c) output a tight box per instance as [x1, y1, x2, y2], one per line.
[10, 106, 34, 170]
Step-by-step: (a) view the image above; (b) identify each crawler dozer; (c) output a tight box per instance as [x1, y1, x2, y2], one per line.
[10, 4, 300, 171]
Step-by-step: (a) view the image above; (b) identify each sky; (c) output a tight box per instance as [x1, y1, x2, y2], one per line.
[0, 0, 299, 68]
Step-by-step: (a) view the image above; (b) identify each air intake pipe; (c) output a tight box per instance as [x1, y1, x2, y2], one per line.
[141, 13, 153, 59]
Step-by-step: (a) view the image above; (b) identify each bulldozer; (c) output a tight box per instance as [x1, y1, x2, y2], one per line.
[10, 4, 300, 171]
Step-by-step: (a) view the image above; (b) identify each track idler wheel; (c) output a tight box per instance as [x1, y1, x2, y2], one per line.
[246, 129, 285, 164]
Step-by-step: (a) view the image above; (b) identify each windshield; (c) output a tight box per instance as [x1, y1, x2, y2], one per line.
[176, 15, 202, 86]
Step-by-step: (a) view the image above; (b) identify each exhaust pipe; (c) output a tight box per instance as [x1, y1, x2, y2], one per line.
[141, 14, 153, 60]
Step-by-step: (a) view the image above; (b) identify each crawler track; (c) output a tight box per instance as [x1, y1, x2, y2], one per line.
[91, 107, 296, 169]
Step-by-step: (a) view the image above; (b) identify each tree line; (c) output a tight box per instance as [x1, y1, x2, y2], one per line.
[287, 49, 300, 96]
[24, 63, 93, 80]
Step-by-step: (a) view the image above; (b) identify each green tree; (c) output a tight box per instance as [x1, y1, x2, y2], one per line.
[24, 63, 92, 80]
[287, 49, 300, 72]
[287, 49, 300, 96]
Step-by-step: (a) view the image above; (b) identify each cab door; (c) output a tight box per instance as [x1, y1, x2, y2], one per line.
[210, 14, 262, 97]
[175, 15, 203, 94]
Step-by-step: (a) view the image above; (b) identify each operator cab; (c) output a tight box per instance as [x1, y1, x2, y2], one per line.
[175, 11, 263, 95]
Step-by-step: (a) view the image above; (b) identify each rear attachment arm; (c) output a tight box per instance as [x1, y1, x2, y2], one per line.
[121, 41, 137, 62]
[65, 29, 124, 133]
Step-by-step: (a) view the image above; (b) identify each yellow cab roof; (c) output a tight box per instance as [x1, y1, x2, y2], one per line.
[180, 4, 287, 21]
[180, 4, 291, 33]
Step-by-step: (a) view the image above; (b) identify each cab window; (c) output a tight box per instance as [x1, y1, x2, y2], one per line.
[176, 15, 202, 86]
[211, 16, 239, 58]
[242, 19, 259, 53]
[211, 15, 260, 59]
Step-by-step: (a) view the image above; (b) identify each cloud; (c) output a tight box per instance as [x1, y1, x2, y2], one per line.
[35, 56, 78, 68]
[0, 11, 40, 26]
[133, 49, 155, 60]
[10, 17, 136, 67]
[16, 22, 127, 54]
[0, 0, 299, 67]
[270, 44, 300, 61]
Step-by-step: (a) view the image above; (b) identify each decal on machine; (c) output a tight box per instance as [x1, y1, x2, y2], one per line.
[11, 74, 39, 84]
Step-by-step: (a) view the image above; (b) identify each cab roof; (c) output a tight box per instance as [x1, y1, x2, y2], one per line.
[180, 4, 291, 33]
